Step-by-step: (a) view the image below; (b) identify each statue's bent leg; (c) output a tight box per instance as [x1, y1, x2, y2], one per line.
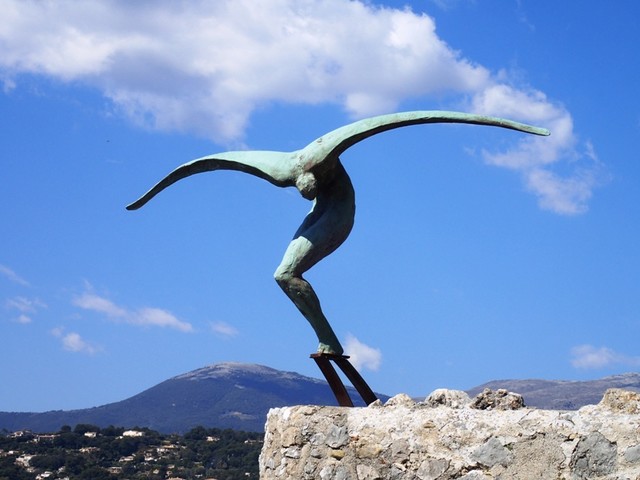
[274, 199, 354, 355]
[275, 160, 355, 354]
[274, 235, 344, 355]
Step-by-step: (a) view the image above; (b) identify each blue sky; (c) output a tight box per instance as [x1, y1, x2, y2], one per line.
[2, 0, 640, 412]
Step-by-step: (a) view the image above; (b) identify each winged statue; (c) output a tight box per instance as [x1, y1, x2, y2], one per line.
[128, 110, 549, 356]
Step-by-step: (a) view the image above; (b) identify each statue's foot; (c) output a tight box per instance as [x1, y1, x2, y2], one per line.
[317, 342, 344, 356]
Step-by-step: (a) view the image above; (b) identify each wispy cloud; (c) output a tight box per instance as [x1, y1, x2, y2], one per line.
[472, 84, 606, 214]
[515, 0, 536, 32]
[428, 0, 463, 11]
[73, 291, 193, 333]
[14, 314, 32, 324]
[135, 307, 193, 332]
[570, 344, 640, 369]
[52, 327, 102, 355]
[72, 292, 127, 318]
[6, 296, 46, 313]
[211, 321, 239, 339]
[345, 333, 382, 372]
[5, 296, 46, 324]
[0, 0, 604, 213]
[0, 264, 30, 286]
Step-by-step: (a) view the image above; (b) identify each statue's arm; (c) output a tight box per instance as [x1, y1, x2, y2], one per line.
[126, 151, 295, 210]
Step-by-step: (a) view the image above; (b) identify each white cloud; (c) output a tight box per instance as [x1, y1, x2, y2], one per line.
[6, 296, 46, 313]
[570, 344, 640, 369]
[51, 327, 101, 355]
[428, 0, 461, 11]
[5, 296, 46, 324]
[1, 74, 15, 93]
[524, 167, 599, 215]
[211, 321, 239, 338]
[134, 307, 193, 333]
[62, 332, 100, 354]
[0, 0, 603, 213]
[73, 291, 193, 332]
[73, 292, 127, 318]
[0, 264, 30, 286]
[345, 333, 382, 372]
[14, 314, 32, 324]
[471, 83, 605, 215]
[0, 0, 487, 141]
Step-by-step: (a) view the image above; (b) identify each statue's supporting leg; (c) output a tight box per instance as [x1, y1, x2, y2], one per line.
[275, 160, 355, 355]
[275, 260, 344, 355]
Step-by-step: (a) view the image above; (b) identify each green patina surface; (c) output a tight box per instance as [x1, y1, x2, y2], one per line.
[128, 111, 549, 355]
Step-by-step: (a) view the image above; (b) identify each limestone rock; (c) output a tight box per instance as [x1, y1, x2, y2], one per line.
[599, 387, 640, 414]
[425, 389, 471, 409]
[470, 388, 525, 410]
[260, 389, 640, 479]
[569, 431, 617, 479]
[384, 393, 416, 407]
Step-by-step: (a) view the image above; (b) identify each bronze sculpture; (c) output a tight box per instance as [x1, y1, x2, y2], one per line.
[128, 111, 549, 405]
[128, 110, 548, 355]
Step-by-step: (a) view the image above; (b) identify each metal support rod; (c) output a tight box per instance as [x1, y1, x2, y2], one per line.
[333, 356, 378, 406]
[311, 353, 378, 407]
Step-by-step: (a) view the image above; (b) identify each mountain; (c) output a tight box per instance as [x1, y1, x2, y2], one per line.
[465, 372, 640, 410]
[0, 363, 388, 434]
[3, 365, 638, 435]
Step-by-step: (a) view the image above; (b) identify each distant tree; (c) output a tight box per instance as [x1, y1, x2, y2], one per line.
[0, 456, 32, 480]
[74, 423, 100, 435]
[54, 430, 86, 449]
[31, 453, 66, 470]
[77, 465, 114, 480]
[64, 453, 89, 476]
[184, 425, 208, 441]
[100, 425, 125, 437]
[114, 436, 142, 456]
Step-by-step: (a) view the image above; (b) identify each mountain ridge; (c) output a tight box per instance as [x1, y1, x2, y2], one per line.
[466, 372, 640, 410]
[0, 362, 384, 433]
[2, 363, 638, 433]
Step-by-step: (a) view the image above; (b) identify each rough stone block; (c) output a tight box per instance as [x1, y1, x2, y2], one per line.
[259, 388, 640, 479]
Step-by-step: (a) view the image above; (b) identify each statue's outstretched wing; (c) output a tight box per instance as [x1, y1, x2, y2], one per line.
[126, 151, 295, 210]
[127, 111, 550, 210]
[302, 110, 550, 165]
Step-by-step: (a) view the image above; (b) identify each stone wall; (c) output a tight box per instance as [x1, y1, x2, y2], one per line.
[259, 388, 640, 479]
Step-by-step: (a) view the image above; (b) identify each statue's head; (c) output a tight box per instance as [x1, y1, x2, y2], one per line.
[295, 172, 318, 200]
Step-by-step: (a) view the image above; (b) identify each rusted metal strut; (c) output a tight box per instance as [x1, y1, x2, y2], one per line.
[311, 353, 378, 407]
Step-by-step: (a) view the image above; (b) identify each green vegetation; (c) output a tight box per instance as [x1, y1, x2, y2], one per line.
[0, 425, 263, 480]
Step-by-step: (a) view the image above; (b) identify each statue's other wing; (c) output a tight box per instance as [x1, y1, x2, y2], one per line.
[302, 110, 550, 166]
[126, 151, 296, 210]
